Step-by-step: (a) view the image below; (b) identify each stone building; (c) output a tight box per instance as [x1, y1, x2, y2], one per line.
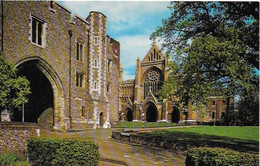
[119, 43, 233, 123]
[0, 1, 121, 131]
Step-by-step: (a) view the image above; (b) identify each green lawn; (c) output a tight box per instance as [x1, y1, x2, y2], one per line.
[139, 126, 259, 152]
[112, 121, 177, 128]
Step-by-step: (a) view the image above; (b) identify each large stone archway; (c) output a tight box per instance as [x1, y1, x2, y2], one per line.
[15, 57, 67, 131]
[144, 102, 158, 122]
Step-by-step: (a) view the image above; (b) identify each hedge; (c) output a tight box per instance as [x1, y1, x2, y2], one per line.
[185, 147, 259, 166]
[27, 137, 100, 166]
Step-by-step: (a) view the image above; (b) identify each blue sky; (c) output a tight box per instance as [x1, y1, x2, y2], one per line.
[59, 1, 172, 80]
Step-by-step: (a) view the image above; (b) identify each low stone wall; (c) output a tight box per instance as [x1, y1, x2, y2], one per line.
[112, 130, 193, 152]
[0, 122, 40, 152]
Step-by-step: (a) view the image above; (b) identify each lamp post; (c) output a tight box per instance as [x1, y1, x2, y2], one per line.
[22, 103, 24, 122]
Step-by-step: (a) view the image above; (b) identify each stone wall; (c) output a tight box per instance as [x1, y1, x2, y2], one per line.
[0, 1, 121, 130]
[0, 122, 40, 152]
[112, 130, 192, 152]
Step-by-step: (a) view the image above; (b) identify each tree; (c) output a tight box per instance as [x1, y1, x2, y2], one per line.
[152, 2, 259, 69]
[152, 2, 258, 108]
[0, 54, 30, 115]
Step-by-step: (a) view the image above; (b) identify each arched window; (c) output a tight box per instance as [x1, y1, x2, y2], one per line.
[144, 68, 163, 98]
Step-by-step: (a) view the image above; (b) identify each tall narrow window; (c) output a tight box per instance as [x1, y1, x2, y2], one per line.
[76, 42, 83, 62]
[76, 72, 84, 87]
[107, 83, 110, 92]
[31, 16, 44, 46]
[93, 59, 98, 67]
[94, 36, 99, 45]
[50, 1, 54, 8]
[107, 59, 112, 72]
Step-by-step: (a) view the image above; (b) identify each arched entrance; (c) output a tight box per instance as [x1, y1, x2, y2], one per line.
[145, 103, 158, 122]
[126, 108, 133, 122]
[13, 57, 66, 130]
[172, 106, 180, 123]
[13, 61, 54, 125]
[99, 112, 104, 128]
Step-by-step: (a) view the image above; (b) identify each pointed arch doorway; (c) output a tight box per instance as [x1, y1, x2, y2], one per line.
[145, 102, 158, 122]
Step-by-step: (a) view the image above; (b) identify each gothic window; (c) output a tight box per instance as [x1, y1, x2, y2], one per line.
[144, 68, 163, 98]
[76, 72, 83, 87]
[76, 42, 83, 62]
[31, 15, 45, 46]
[212, 100, 215, 105]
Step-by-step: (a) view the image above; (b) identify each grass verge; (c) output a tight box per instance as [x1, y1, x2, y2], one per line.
[112, 121, 178, 128]
[139, 126, 259, 152]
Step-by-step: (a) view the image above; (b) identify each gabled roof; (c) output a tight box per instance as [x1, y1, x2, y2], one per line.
[142, 42, 166, 63]
[144, 89, 158, 105]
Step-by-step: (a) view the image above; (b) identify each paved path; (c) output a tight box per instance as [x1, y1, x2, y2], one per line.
[41, 129, 185, 166]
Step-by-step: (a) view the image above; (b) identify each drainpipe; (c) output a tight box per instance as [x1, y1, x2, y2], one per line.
[68, 29, 73, 129]
[1, 0, 3, 52]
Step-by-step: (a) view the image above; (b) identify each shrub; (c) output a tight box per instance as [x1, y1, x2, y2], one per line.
[0, 152, 18, 166]
[185, 147, 259, 166]
[27, 137, 100, 166]
[0, 152, 29, 166]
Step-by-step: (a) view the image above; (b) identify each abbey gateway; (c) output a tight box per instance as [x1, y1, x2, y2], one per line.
[0, 1, 232, 131]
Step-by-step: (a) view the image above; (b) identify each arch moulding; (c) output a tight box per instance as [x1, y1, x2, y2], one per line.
[15, 56, 67, 131]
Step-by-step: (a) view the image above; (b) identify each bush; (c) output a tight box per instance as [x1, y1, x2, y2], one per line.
[185, 147, 259, 166]
[27, 137, 100, 166]
[0, 152, 29, 166]
[0, 152, 18, 166]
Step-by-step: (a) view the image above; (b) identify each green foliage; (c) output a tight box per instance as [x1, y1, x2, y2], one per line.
[0, 152, 28, 166]
[152, 2, 259, 123]
[14, 161, 30, 166]
[0, 54, 30, 111]
[185, 147, 259, 166]
[27, 137, 100, 166]
[0, 152, 18, 166]
[237, 88, 259, 126]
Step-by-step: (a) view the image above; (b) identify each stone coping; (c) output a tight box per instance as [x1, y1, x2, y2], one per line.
[0, 122, 40, 129]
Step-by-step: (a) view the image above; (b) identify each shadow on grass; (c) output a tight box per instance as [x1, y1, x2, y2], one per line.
[139, 131, 259, 152]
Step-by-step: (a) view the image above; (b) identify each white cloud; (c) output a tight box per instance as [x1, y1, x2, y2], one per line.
[123, 70, 136, 81]
[60, 1, 169, 32]
[118, 35, 153, 68]
[59, 1, 170, 80]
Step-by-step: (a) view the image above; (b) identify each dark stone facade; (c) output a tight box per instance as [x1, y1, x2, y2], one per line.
[0, 1, 121, 131]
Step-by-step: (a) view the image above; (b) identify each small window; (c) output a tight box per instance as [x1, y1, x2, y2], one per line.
[93, 59, 98, 67]
[82, 106, 86, 117]
[50, 1, 54, 8]
[107, 59, 112, 72]
[31, 16, 44, 46]
[76, 42, 83, 62]
[212, 101, 215, 105]
[94, 36, 99, 45]
[106, 83, 110, 92]
[76, 72, 83, 87]
[94, 82, 98, 89]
